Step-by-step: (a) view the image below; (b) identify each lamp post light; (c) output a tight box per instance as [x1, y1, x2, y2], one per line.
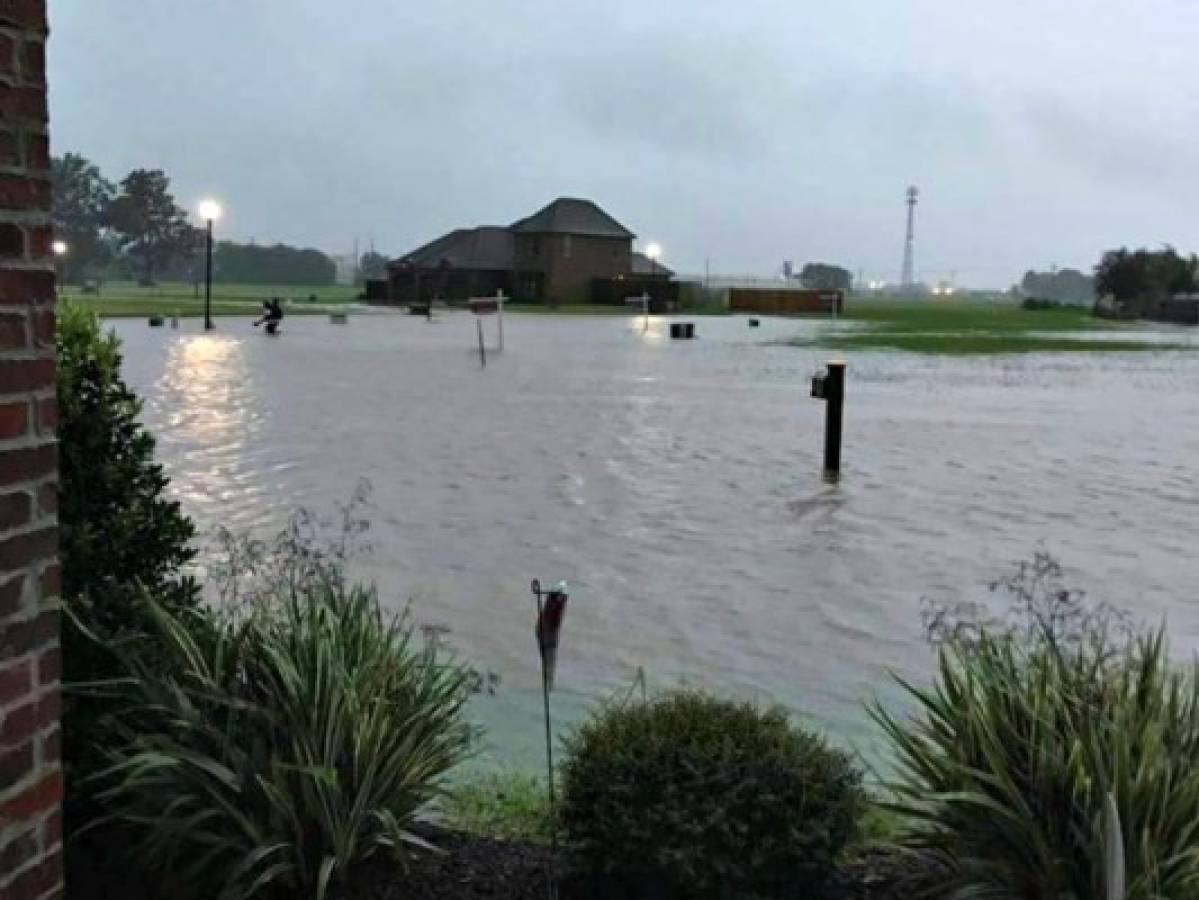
[198, 199, 222, 331]
[51, 240, 67, 279]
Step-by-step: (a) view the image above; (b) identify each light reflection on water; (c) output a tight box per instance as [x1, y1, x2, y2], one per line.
[113, 314, 1199, 770]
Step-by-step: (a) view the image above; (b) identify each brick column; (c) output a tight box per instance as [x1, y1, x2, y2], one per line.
[0, 0, 61, 897]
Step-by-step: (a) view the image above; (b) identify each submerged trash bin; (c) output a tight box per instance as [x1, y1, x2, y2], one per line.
[148, 315, 164, 327]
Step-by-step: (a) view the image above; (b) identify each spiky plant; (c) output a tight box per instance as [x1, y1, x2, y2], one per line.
[90, 579, 474, 900]
[873, 628, 1199, 899]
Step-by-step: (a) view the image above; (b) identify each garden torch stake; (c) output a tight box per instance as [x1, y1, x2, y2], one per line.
[532, 579, 569, 900]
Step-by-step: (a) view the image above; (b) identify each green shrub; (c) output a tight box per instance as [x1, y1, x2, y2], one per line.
[874, 627, 1199, 899]
[57, 300, 201, 823]
[560, 688, 863, 898]
[91, 577, 474, 900]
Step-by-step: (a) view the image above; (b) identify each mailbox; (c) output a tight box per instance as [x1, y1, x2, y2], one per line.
[811, 372, 827, 399]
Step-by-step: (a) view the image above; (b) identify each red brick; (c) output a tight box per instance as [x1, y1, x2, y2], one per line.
[0, 357, 53, 392]
[0, 33, 14, 73]
[0, 572, 23, 618]
[0, 613, 33, 657]
[27, 223, 48, 258]
[0, 447, 55, 488]
[35, 688, 56, 728]
[34, 397, 52, 435]
[30, 308, 50, 345]
[0, 739, 30, 789]
[19, 39, 42, 84]
[0, 175, 47, 210]
[0, 128, 19, 167]
[0, 488, 30, 528]
[0, 220, 23, 257]
[3, 845, 61, 899]
[0, 311, 25, 349]
[0, 1, 47, 31]
[0, 403, 27, 441]
[0, 83, 47, 123]
[36, 562, 54, 596]
[22, 131, 46, 171]
[0, 269, 53, 304]
[32, 608, 54, 642]
[0, 657, 28, 705]
[39, 723, 57, 762]
[41, 806, 61, 848]
[0, 769, 60, 820]
[33, 646, 54, 686]
[0, 826, 36, 874]
[34, 482, 52, 516]
[0, 698, 34, 746]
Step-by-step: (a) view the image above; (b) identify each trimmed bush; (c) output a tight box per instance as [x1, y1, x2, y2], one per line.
[874, 627, 1199, 899]
[560, 688, 863, 898]
[91, 578, 474, 900]
[57, 300, 202, 829]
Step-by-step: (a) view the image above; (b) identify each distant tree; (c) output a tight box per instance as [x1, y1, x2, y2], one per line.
[1095, 246, 1198, 314]
[51, 153, 115, 284]
[106, 169, 193, 285]
[799, 262, 852, 292]
[358, 251, 388, 282]
[212, 241, 336, 286]
[1018, 268, 1093, 303]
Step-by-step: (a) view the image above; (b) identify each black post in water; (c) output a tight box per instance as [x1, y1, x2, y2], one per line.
[531, 580, 558, 900]
[203, 218, 214, 331]
[811, 360, 845, 478]
[477, 317, 487, 368]
[823, 361, 845, 476]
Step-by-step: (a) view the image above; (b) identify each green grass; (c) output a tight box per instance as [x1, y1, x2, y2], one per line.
[439, 771, 551, 844]
[60, 280, 359, 318]
[793, 300, 1193, 355]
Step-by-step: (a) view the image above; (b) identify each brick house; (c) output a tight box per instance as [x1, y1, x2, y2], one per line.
[0, 1, 64, 897]
[387, 197, 671, 305]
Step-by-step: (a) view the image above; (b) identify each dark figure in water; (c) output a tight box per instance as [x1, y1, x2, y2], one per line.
[255, 298, 284, 334]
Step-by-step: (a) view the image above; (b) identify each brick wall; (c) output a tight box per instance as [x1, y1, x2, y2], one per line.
[0, 0, 61, 897]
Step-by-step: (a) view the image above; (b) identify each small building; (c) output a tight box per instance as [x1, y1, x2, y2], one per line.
[386, 198, 668, 305]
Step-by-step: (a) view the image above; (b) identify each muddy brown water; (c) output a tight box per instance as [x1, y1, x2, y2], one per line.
[113, 312, 1199, 768]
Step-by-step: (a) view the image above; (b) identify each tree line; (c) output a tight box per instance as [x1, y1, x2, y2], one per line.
[51, 152, 362, 287]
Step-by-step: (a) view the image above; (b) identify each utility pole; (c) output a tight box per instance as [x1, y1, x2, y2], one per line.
[901, 186, 918, 289]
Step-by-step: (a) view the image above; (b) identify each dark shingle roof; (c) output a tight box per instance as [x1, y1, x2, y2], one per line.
[631, 252, 673, 277]
[510, 197, 635, 239]
[393, 227, 514, 270]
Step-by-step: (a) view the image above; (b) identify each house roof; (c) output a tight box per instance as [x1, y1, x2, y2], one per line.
[510, 197, 635, 239]
[392, 226, 514, 270]
[631, 252, 673, 278]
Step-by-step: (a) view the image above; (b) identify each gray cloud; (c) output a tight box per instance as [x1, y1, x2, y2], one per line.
[47, 0, 1199, 286]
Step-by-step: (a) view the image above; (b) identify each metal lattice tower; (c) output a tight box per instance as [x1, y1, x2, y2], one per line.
[901, 185, 918, 287]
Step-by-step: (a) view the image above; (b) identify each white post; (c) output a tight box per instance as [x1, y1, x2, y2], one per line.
[641, 291, 650, 332]
[497, 288, 505, 352]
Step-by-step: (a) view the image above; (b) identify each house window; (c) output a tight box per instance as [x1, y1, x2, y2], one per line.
[563, 235, 572, 258]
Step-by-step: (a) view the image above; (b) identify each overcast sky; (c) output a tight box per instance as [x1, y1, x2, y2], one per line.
[48, 0, 1199, 287]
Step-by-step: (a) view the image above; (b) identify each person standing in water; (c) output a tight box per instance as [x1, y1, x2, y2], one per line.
[255, 297, 284, 334]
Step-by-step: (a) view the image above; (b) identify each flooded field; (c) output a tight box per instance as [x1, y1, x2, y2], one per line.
[113, 312, 1199, 767]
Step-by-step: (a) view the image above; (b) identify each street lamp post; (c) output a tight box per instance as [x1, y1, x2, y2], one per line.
[645, 242, 662, 310]
[198, 199, 222, 331]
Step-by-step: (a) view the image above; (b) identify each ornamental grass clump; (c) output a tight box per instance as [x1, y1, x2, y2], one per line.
[90, 579, 474, 900]
[874, 626, 1199, 899]
[560, 688, 863, 899]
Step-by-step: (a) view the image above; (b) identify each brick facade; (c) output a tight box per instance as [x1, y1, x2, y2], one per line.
[0, 0, 61, 897]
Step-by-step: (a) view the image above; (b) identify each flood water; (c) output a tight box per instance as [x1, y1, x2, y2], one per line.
[113, 312, 1199, 768]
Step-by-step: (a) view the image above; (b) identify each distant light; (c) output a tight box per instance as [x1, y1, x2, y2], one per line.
[51, 240, 67, 257]
[198, 199, 223, 222]
[645, 242, 662, 261]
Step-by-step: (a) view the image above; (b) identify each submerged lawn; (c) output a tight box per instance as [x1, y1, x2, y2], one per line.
[794, 301, 1193, 355]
